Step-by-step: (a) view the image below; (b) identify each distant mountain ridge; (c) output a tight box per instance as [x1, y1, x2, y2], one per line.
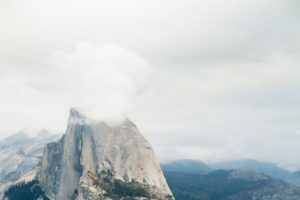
[0, 131, 61, 198]
[162, 159, 293, 179]
[161, 160, 210, 174]
[162, 159, 300, 200]
[164, 170, 300, 200]
[209, 159, 291, 180]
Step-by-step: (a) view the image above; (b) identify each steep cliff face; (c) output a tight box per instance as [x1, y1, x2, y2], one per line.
[38, 109, 173, 200]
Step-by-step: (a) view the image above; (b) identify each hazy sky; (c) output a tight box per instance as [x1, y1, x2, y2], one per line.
[0, 0, 300, 170]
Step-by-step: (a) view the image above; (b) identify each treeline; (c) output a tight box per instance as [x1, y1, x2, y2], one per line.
[4, 180, 49, 200]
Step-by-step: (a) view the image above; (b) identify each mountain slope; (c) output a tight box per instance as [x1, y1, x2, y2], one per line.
[0, 131, 60, 197]
[164, 170, 300, 200]
[286, 170, 300, 187]
[37, 109, 173, 200]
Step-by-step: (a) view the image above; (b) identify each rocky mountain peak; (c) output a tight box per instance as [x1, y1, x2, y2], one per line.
[38, 108, 174, 200]
[69, 108, 84, 119]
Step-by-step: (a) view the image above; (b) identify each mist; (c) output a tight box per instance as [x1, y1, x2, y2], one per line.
[0, 0, 300, 171]
[0, 42, 153, 135]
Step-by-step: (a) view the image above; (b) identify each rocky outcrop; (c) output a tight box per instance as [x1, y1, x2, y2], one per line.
[38, 109, 173, 200]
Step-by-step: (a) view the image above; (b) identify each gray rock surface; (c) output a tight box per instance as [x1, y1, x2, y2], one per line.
[38, 108, 173, 200]
[0, 131, 60, 197]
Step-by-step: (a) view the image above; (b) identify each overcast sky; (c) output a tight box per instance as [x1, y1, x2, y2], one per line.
[0, 0, 300, 171]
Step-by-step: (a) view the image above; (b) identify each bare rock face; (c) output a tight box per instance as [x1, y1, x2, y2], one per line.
[38, 109, 174, 200]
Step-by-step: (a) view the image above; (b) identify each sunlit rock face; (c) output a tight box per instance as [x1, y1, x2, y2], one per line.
[38, 109, 174, 200]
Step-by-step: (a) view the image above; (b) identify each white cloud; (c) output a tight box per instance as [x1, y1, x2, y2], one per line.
[39, 42, 152, 120]
[0, 0, 300, 170]
[0, 42, 152, 135]
[0, 0, 299, 64]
